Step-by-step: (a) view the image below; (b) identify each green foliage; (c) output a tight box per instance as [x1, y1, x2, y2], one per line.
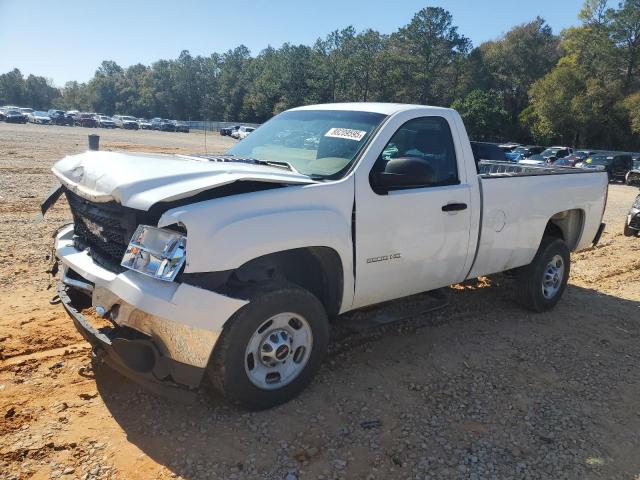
[0, 2, 638, 150]
[528, 0, 640, 149]
[451, 90, 508, 140]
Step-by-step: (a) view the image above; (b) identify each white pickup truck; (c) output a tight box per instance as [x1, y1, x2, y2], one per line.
[47, 103, 608, 409]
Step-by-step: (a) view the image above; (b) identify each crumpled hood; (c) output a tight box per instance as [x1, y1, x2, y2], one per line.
[52, 151, 314, 210]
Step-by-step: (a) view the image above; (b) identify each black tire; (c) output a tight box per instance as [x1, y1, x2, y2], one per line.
[624, 222, 638, 237]
[207, 282, 329, 410]
[515, 237, 570, 312]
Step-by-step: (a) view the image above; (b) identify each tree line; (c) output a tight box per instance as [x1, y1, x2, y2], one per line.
[1, 0, 638, 150]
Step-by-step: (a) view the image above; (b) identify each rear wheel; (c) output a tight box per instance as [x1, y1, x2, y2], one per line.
[515, 237, 570, 312]
[207, 282, 329, 410]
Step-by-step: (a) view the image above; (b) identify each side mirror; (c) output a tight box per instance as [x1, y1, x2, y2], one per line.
[371, 156, 434, 193]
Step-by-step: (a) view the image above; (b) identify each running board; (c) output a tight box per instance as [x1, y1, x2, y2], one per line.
[340, 289, 449, 332]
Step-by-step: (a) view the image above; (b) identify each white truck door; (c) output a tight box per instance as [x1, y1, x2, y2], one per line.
[353, 115, 472, 308]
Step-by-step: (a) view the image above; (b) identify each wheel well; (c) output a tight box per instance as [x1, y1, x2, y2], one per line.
[229, 247, 344, 316]
[544, 209, 584, 250]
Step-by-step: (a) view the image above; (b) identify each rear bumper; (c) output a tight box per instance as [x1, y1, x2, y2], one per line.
[54, 224, 248, 395]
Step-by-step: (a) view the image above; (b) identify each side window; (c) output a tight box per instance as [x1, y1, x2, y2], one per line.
[371, 116, 459, 191]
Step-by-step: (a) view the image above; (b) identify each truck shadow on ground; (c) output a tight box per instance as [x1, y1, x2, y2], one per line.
[94, 279, 640, 479]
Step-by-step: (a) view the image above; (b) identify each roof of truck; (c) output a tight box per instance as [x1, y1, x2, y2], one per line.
[291, 102, 452, 116]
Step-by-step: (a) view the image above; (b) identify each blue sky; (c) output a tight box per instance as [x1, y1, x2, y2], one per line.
[1, 0, 591, 86]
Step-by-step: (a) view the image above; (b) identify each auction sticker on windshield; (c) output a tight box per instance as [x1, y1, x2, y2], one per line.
[325, 127, 367, 141]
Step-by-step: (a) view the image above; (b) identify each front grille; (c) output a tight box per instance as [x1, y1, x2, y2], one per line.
[65, 189, 140, 272]
[630, 214, 640, 229]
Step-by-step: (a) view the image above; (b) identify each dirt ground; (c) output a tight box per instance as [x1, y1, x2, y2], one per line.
[1, 122, 639, 480]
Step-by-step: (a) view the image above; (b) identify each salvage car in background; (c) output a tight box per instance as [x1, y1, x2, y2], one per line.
[520, 146, 573, 165]
[156, 118, 176, 131]
[470, 141, 507, 162]
[505, 145, 544, 162]
[220, 125, 240, 136]
[624, 193, 640, 237]
[47, 102, 608, 410]
[28, 111, 52, 124]
[48, 109, 74, 126]
[137, 118, 153, 130]
[237, 125, 255, 139]
[73, 112, 98, 128]
[625, 158, 640, 186]
[113, 115, 140, 130]
[3, 108, 28, 123]
[583, 153, 633, 182]
[96, 115, 116, 128]
[174, 120, 189, 133]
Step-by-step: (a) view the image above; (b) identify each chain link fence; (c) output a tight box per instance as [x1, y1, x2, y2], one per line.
[186, 120, 261, 132]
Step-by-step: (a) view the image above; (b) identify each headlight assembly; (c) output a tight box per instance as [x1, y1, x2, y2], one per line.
[121, 225, 186, 281]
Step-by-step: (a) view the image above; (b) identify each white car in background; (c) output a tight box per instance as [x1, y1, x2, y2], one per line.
[235, 126, 255, 140]
[137, 118, 153, 130]
[19, 107, 34, 118]
[27, 110, 51, 124]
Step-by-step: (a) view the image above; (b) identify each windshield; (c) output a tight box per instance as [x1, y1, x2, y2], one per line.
[35, 111, 47, 116]
[227, 110, 386, 178]
[122, 116, 137, 121]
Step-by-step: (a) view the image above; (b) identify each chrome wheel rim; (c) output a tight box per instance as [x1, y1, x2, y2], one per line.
[542, 254, 565, 299]
[244, 313, 313, 390]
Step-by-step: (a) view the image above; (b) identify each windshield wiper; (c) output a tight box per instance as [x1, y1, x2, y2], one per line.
[192, 154, 299, 173]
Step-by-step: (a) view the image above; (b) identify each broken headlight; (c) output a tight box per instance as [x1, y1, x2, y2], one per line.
[121, 225, 186, 281]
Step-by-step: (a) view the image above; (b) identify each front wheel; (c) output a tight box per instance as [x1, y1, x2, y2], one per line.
[208, 282, 329, 410]
[515, 237, 570, 312]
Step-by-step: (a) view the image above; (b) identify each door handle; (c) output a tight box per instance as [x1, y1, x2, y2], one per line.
[442, 203, 467, 212]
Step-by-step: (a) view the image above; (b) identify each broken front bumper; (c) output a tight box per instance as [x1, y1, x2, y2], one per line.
[54, 225, 247, 397]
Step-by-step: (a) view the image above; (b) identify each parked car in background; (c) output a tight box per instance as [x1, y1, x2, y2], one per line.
[137, 118, 153, 130]
[48, 109, 73, 126]
[583, 153, 633, 182]
[552, 158, 578, 168]
[237, 125, 255, 139]
[624, 193, 640, 237]
[220, 125, 240, 136]
[96, 115, 116, 128]
[4, 108, 28, 123]
[28, 110, 52, 124]
[520, 147, 572, 165]
[563, 151, 591, 167]
[157, 119, 176, 132]
[113, 115, 140, 129]
[470, 141, 507, 162]
[19, 107, 34, 118]
[0, 107, 7, 121]
[174, 120, 190, 133]
[626, 158, 640, 186]
[73, 112, 98, 128]
[498, 142, 521, 152]
[505, 145, 544, 161]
